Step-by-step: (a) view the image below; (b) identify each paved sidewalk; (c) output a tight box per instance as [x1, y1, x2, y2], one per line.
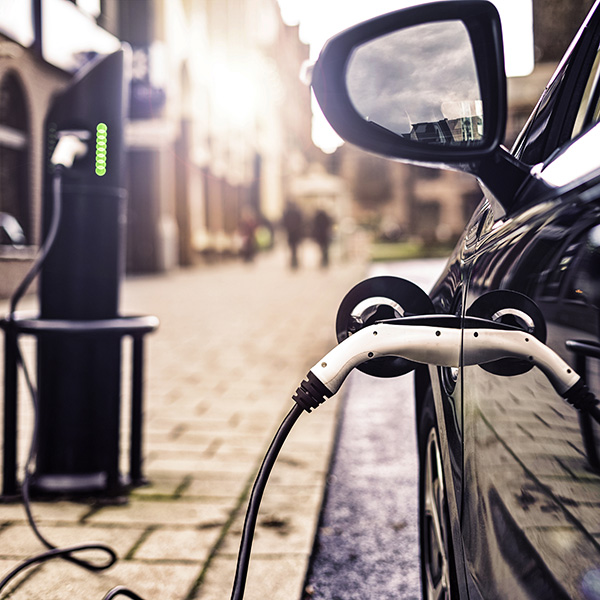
[0, 247, 366, 599]
[304, 259, 446, 600]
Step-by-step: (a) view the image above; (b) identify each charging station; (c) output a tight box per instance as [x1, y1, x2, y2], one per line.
[1, 48, 158, 500]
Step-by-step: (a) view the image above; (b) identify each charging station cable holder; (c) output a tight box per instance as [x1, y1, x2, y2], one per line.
[0, 313, 159, 500]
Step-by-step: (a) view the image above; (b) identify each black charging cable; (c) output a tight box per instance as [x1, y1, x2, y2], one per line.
[0, 167, 118, 595]
[8, 167, 64, 316]
[229, 404, 304, 600]
[99, 404, 305, 600]
[1, 165, 308, 600]
[101, 586, 146, 600]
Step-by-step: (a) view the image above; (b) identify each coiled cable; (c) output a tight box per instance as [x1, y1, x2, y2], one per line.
[0, 168, 118, 595]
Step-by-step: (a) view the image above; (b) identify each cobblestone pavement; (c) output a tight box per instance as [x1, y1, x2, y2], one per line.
[0, 246, 366, 600]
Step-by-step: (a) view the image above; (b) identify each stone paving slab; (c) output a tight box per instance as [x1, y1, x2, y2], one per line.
[0, 248, 366, 599]
[85, 499, 231, 528]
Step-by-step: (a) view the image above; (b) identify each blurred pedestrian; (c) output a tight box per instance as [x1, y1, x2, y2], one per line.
[282, 201, 303, 269]
[313, 208, 333, 268]
[239, 207, 258, 262]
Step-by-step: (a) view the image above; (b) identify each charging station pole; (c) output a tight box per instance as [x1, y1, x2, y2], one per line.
[33, 48, 130, 497]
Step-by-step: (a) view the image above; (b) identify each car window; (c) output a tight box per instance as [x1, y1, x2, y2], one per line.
[572, 46, 600, 138]
[515, 6, 600, 165]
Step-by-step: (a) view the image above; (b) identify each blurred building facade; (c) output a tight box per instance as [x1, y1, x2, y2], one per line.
[0, 0, 312, 297]
[330, 145, 481, 248]
[106, 0, 313, 271]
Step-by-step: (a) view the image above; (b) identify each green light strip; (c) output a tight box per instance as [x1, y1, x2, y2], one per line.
[95, 123, 107, 176]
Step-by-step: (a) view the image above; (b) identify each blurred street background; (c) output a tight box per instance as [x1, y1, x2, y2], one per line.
[0, 0, 595, 598]
[0, 0, 593, 293]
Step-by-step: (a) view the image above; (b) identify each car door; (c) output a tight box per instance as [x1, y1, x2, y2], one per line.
[308, 3, 600, 597]
[459, 37, 600, 600]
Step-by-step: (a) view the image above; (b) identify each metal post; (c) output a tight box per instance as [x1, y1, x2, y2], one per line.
[130, 335, 146, 486]
[2, 322, 18, 498]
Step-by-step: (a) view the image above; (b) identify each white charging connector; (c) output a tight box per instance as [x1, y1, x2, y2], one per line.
[462, 327, 579, 394]
[234, 311, 599, 600]
[312, 323, 461, 395]
[293, 319, 587, 414]
[51, 130, 90, 168]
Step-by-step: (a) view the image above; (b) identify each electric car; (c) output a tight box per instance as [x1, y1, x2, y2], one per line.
[311, 1, 600, 598]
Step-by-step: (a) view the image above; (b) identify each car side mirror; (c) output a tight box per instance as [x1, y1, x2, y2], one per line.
[311, 0, 528, 212]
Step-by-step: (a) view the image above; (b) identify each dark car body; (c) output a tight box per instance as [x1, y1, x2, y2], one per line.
[312, 1, 600, 598]
[424, 144, 600, 599]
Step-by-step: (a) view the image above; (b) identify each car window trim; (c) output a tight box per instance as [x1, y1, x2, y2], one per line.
[514, 3, 600, 165]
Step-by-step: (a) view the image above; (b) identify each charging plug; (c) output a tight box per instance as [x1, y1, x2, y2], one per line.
[293, 322, 461, 411]
[292, 318, 596, 418]
[51, 130, 90, 169]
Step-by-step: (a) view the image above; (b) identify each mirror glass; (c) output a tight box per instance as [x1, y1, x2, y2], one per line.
[346, 20, 483, 146]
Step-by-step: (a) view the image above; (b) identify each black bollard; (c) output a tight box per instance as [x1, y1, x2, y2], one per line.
[33, 48, 129, 497]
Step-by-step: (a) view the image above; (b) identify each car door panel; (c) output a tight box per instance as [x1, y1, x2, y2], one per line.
[460, 150, 600, 598]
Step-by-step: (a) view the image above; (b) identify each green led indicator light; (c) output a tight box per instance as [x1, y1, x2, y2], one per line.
[95, 123, 107, 176]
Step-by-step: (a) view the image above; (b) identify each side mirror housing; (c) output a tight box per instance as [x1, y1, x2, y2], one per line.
[311, 0, 527, 210]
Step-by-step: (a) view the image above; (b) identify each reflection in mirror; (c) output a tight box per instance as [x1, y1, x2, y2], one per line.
[346, 20, 483, 146]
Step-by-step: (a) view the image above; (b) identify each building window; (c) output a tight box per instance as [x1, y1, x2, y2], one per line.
[0, 72, 30, 245]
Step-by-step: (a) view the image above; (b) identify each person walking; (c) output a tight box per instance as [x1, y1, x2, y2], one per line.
[239, 207, 258, 262]
[282, 202, 303, 269]
[312, 207, 333, 268]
